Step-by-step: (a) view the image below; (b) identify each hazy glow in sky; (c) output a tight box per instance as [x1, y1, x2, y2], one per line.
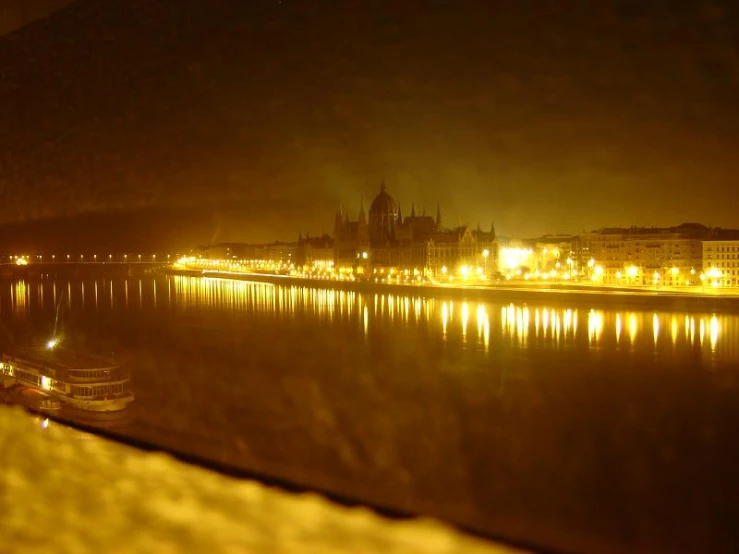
[0, 1, 738, 245]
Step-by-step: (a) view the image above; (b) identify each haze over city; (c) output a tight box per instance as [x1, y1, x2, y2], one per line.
[6, 3, 739, 554]
[1, 0, 738, 251]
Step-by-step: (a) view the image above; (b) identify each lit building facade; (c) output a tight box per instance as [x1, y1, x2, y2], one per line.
[496, 235, 583, 280]
[585, 223, 708, 286]
[334, 183, 498, 279]
[702, 236, 739, 288]
[295, 233, 334, 270]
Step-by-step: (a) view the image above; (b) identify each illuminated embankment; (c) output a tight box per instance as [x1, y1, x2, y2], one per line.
[165, 268, 739, 314]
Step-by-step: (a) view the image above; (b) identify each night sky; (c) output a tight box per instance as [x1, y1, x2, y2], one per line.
[1, 0, 738, 248]
[0, 0, 73, 36]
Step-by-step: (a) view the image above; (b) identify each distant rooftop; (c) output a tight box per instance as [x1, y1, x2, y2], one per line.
[591, 223, 712, 237]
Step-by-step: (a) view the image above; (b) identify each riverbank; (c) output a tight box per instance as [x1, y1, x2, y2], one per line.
[164, 268, 739, 313]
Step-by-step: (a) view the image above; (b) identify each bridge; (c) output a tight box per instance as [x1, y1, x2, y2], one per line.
[0, 254, 176, 278]
[1, 253, 179, 265]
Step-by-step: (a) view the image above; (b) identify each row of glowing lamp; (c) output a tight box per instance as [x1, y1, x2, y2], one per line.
[178, 256, 352, 280]
[587, 260, 730, 287]
[9, 254, 168, 265]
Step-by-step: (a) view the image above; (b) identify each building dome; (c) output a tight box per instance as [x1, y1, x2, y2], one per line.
[368, 183, 398, 246]
[369, 183, 397, 218]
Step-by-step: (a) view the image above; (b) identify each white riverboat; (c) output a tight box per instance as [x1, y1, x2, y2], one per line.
[0, 339, 134, 412]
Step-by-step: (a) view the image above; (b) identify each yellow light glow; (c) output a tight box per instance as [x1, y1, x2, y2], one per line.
[46, 338, 59, 350]
[710, 316, 719, 351]
[587, 309, 604, 344]
[499, 247, 533, 271]
[629, 313, 637, 344]
[626, 265, 639, 278]
[15, 257, 28, 266]
[670, 267, 679, 276]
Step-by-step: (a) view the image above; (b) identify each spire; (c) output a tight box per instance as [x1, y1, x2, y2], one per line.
[334, 203, 343, 235]
[298, 231, 303, 243]
[380, 177, 386, 193]
[397, 204, 403, 224]
[411, 202, 416, 218]
[358, 196, 366, 224]
[435, 203, 442, 229]
[477, 221, 481, 232]
[490, 221, 496, 237]
[357, 196, 368, 243]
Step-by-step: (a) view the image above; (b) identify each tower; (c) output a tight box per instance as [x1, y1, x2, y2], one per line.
[333, 204, 343, 239]
[357, 196, 368, 244]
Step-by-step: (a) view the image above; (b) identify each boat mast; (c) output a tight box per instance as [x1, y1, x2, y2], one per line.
[52, 291, 65, 339]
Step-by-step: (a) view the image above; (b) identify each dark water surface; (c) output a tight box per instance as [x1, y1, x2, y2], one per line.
[3, 274, 739, 554]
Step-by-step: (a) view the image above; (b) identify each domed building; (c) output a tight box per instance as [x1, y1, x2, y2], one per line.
[368, 183, 399, 247]
[332, 181, 498, 278]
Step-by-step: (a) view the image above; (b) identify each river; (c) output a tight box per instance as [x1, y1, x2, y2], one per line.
[2, 273, 738, 554]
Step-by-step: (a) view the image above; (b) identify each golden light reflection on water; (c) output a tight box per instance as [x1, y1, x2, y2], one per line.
[588, 310, 604, 345]
[5, 276, 739, 362]
[629, 314, 638, 345]
[461, 302, 469, 341]
[12, 281, 28, 317]
[671, 316, 678, 346]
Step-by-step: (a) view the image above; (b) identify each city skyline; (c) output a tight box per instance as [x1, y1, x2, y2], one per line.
[4, 4, 739, 554]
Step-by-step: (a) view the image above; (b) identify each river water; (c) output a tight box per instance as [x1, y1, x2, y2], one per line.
[2, 274, 739, 554]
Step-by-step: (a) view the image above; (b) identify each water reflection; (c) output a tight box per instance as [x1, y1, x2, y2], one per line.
[2, 276, 738, 362]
